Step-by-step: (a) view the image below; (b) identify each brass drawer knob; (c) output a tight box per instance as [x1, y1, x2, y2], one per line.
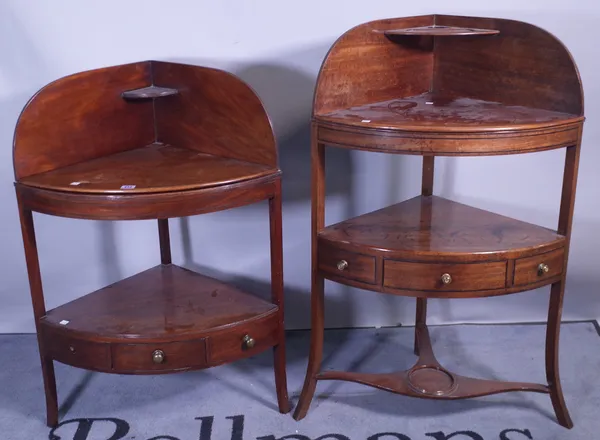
[441, 273, 452, 285]
[337, 260, 349, 271]
[152, 349, 165, 364]
[538, 263, 549, 276]
[242, 334, 256, 349]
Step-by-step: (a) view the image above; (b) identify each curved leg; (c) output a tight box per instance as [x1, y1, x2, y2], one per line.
[294, 127, 325, 421]
[17, 196, 58, 427]
[269, 183, 291, 413]
[546, 280, 573, 429]
[293, 274, 325, 421]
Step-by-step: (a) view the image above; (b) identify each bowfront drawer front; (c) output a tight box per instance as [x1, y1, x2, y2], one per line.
[111, 339, 206, 373]
[207, 312, 279, 366]
[42, 328, 110, 371]
[383, 260, 507, 291]
[513, 248, 564, 286]
[318, 243, 376, 284]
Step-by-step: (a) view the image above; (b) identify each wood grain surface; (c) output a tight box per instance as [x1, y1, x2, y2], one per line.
[20, 143, 277, 194]
[14, 62, 154, 180]
[41, 265, 278, 341]
[319, 195, 565, 260]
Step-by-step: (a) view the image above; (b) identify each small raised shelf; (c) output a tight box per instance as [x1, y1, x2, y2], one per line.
[20, 143, 277, 194]
[121, 85, 178, 100]
[384, 25, 499, 37]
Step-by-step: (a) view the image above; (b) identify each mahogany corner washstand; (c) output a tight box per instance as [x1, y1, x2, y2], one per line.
[14, 61, 290, 427]
[293, 15, 584, 428]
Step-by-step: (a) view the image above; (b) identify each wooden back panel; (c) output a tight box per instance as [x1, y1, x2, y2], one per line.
[313, 15, 435, 116]
[152, 62, 278, 168]
[13, 62, 154, 180]
[433, 15, 584, 115]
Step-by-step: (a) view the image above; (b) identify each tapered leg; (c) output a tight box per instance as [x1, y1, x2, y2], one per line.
[546, 280, 573, 429]
[158, 219, 172, 265]
[414, 298, 428, 355]
[17, 195, 58, 427]
[269, 180, 291, 414]
[40, 356, 58, 427]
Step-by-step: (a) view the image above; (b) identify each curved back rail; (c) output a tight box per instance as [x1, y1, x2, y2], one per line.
[314, 14, 583, 117]
[14, 61, 278, 181]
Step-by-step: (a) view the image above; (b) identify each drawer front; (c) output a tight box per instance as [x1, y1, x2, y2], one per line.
[112, 339, 206, 372]
[514, 248, 564, 286]
[207, 312, 279, 366]
[318, 244, 376, 283]
[43, 329, 110, 370]
[383, 260, 507, 291]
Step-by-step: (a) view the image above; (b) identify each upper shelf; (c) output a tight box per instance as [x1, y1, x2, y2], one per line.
[19, 143, 278, 194]
[316, 92, 582, 133]
[121, 85, 179, 100]
[383, 25, 499, 37]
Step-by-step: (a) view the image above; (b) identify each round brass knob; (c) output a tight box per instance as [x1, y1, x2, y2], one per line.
[152, 349, 165, 364]
[337, 260, 349, 271]
[441, 273, 452, 285]
[242, 334, 256, 349]
[538, 263, 549, 276]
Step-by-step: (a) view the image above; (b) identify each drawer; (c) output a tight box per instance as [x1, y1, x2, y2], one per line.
[383, 260, 507, 291]
[207, 312, 279, 366]
[42, 328, 110, 370]
[318, 244, 376, 284]
[513, 248, 564, 286]
[112, 339, 206, 372]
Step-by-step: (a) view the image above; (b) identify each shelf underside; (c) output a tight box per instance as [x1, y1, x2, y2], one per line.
[19, 143, 277, 194]
[317, 92, 582, 132]
[121, 85, 179, 100]
[41, 264, 277, 341]
[320, 195, 564, 257]
[384, 25, 500, 36]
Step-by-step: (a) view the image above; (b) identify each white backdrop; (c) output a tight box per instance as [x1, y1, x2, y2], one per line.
[1, 0, 598, 333]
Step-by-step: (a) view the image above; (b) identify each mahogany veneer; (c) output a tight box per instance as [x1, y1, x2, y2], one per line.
[294, 14, 584, 429]
[318, 92, 581, 133]
[41, 265, 280, 373]
[14, 61, 290, 427]
[20, 143, 277, 194]
[320, 196, 564, 259]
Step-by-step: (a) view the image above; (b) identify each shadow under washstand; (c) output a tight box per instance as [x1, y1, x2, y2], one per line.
[58, 371, 95, 418]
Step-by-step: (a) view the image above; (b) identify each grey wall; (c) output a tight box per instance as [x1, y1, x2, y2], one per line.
[2, 0, 599, 333]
